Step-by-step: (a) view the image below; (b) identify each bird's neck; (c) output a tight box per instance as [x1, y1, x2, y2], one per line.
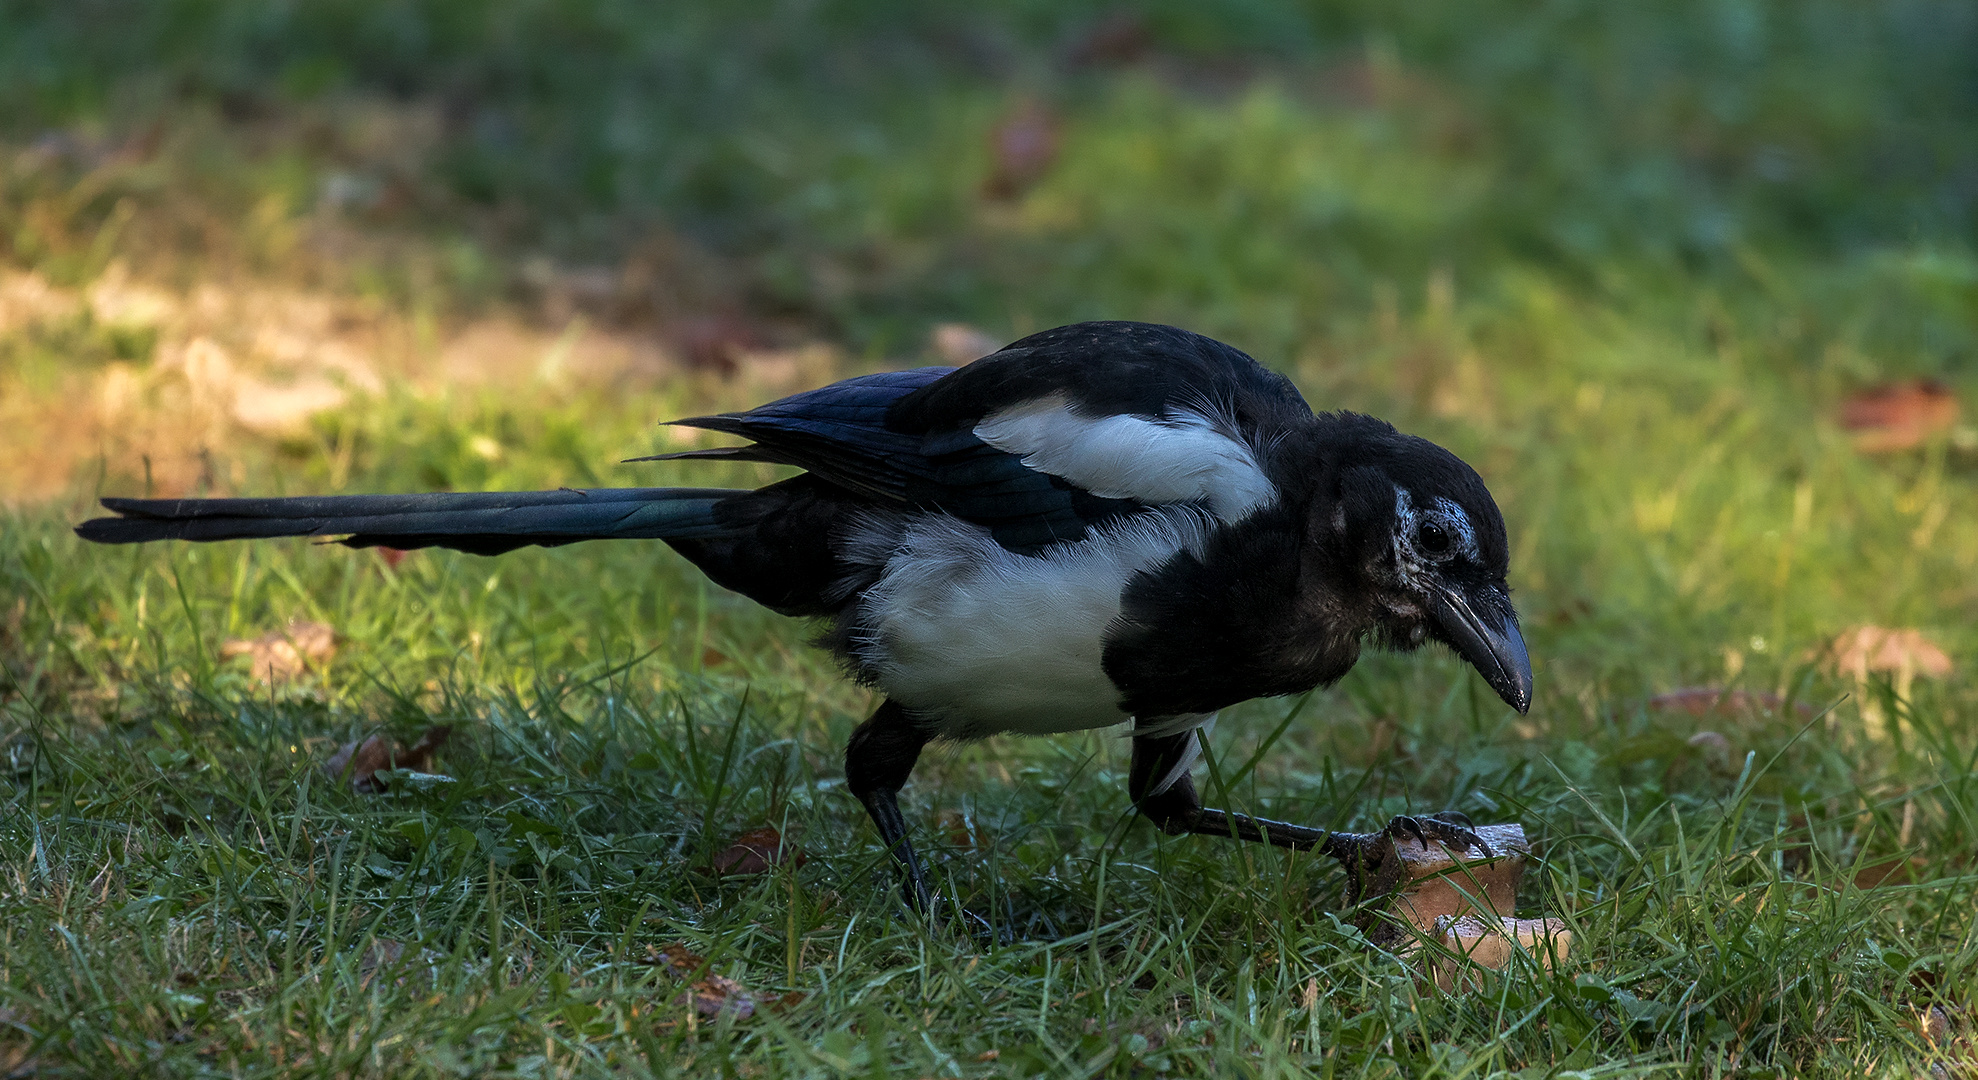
[1102, 502, 1365, 717]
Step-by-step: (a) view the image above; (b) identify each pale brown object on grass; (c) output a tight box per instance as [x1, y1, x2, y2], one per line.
[647, 944, 804, 1021]
[1339, 823, 1571, 990]
[654, 944, 756, 1020]
[709, 826, 805, 875]
[1839, 379, 1960, 453]
[1820, 625, 1954, 741]
[323, 725, 453, 794]
[1824, 625, 1954, 684]
[1426, 915, 1574, 993]
[937, 808, 980, 849]
[356, 939, 426, 989]
[219, 618, 336, 682]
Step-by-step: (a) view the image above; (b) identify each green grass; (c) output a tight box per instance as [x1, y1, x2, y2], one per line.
[3, 1, 1978, 1076]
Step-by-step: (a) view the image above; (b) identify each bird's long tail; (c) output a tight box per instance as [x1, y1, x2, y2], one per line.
[75, 488, 744, 556]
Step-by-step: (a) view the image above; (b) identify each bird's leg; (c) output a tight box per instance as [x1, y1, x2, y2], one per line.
[1128, 728, 1491, 875]
[1129, 729, 1334, 850]
[845, 698, 934, 913]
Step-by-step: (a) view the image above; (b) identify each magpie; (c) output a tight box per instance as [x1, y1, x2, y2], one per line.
[77, 321, 1532, 910]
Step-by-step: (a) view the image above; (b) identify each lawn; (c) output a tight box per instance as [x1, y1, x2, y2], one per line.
[1, 1, 1976, 1076]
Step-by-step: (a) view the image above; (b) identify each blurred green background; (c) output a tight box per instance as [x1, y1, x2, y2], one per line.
[2, 2, 1976, 1076]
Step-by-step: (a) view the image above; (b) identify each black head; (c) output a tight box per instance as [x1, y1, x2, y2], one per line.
[1310, 414, 1532, 713]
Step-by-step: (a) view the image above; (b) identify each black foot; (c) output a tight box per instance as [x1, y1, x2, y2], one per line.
[1385, 811, 1492, 858]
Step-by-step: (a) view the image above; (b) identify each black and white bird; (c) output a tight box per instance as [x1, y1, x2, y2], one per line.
[78, 321, 1531, 909]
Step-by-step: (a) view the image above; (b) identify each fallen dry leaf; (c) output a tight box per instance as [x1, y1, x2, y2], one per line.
[1823, 626, 1954, 682]
[648, 942, 706, 975]
[983, 98, 1061, 200]
[647, 944, 760, 1020]
[937, 809, 979, 849]
[219, 618, 336, 682]
[1922, 1004, 1955, 1046]
[710, 826, 805, 875]
[323, 725, 453, 793]
[1853, 856, 1927, 890]
[1839, 379, 1961, 453]
[679, 972, 755, 1019]
[1818, 625, 1954, 741]
[357, 939, 414, 988]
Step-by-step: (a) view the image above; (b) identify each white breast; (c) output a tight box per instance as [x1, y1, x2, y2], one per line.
[973, 396, 1277, 522]
[844, 508, 1214, 739]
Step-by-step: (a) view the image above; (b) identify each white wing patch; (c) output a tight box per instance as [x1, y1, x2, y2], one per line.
[844, 507, 1214, 740]
[974, 395, 1276, 522]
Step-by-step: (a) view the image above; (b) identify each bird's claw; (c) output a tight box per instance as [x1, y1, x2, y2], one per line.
[1384, 811, 1492, 858]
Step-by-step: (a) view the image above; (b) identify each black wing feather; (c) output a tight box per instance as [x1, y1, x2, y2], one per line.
[653, 323, 1309, 552]
[890, 321, 1310, 436]
[663, 365, 1137, 550]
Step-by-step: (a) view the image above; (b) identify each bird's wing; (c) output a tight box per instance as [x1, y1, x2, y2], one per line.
[656, 322, 1312, 552]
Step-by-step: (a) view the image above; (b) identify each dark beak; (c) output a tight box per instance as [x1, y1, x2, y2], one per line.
[1428, 582, 1533, 714]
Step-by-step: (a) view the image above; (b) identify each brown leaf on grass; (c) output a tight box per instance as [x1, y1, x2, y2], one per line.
[645, 944, 759, 1019]
[0, 1038, 38, 1078]
[938, 809, 979, 849]
[647, 942, 705, 975]
[1853, 856, 1927, 890]
[323, 726, 453, 793]
[678, 972, 755, 1019]
[1648, 687, 1811, 717]
[1822, 625, 1954, 682]
[357, 939, 408, 987]
[1839, 379, 1961, 453]
[1921, 1004, 1954, 1046]
[983, 99, 1061, 201]
[375, 546, 413, 570]
[710, 826, 805, 875]
[219, 618, 336, 682]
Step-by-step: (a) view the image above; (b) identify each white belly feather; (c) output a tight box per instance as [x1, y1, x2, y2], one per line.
[846, 507, 1214, 739]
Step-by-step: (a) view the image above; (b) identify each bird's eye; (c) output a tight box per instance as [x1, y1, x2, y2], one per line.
[1416, 522, 1453, 557]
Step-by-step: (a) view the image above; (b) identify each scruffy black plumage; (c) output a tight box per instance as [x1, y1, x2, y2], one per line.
[78, 320, 1532, 911]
